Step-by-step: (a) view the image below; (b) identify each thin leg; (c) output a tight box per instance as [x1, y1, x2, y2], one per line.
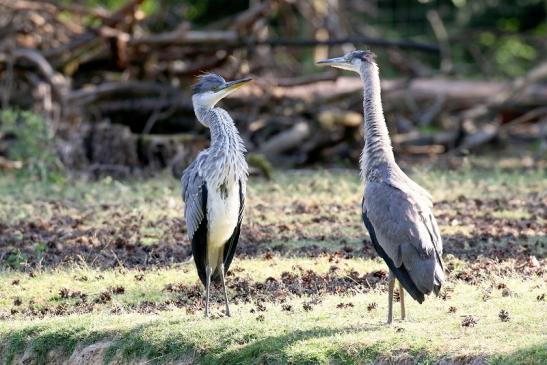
[387, 271, 395, 324]
[205, 265, 213, 318]
[219, 263, 231, 317]
[399, 281, 406, 320]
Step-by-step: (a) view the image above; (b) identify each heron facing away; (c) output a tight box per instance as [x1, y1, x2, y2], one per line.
[317, 51, 444, 323]
[182, 73, 251, 317]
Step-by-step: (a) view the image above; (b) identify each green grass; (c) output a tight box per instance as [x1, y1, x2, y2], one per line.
[0, 166, 546, 364]
[1, 273, 545, 364]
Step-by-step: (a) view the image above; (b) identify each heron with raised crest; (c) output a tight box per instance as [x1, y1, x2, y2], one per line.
[182, 73, 251, 317]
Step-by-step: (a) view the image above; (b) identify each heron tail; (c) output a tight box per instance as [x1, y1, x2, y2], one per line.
[432, 259, 444, 296]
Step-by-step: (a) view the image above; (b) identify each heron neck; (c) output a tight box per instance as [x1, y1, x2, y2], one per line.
[198, 107, 244, 155]
[194, 106, 247, 187]
[359, 62, 395, 179]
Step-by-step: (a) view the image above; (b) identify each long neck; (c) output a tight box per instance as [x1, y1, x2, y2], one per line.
[360, 62, 395, 179]
[195, 106, 244, 153]
[195, 106, 247, 184]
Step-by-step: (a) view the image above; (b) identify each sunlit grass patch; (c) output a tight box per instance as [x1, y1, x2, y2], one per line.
[492, 209, 532, 220]
[0, 274, 545, 364]
[413, 167, 546, 201]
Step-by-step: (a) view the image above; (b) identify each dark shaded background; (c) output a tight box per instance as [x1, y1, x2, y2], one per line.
[0, 0, 546, 177]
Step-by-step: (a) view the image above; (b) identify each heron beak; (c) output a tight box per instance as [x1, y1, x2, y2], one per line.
[316, 56, 348, 67]
[220, 77, 253, 93]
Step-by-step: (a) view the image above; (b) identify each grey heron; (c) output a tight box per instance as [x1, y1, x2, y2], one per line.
[181, 73, 251, 317]
[317, 50, 444, 323]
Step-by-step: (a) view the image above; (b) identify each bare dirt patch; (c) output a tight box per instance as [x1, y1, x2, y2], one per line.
[1, 193, 544, 271]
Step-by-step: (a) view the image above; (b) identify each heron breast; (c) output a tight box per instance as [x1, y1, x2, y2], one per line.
[206, 182, 240, 251]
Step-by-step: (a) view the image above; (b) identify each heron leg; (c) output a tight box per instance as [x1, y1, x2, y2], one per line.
[219, 263, 231, 317]
[387, 271, 395, 324]
[399, 281, 406, 320]
[205, 265, 213, 318]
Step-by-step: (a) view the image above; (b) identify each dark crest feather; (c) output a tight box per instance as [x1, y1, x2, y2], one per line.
[350, 50, 376, 63]
[192, 73, 225, 95]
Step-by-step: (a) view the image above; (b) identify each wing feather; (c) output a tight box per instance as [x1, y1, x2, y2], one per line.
[181, 155, 210, 285]
[364, 181, 443, 295]
[181, 157, 206, 240]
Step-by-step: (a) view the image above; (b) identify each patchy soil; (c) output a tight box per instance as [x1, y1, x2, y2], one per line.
[0, 212, 190, 269]
[1, 253, 543, 321]
[0, 263, 388, 320]
[0, 193, 544, 270]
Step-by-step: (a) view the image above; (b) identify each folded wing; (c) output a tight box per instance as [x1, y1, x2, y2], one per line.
[363, 181, 444, 300]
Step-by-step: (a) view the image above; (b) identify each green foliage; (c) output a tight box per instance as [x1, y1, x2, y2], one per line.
[4, 250, 28, 269]
[492, 36, 538, 77]
[0, 110, 64, 182]
[372, 0, 545, 78]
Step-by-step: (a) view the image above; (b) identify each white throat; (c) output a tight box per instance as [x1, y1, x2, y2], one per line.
[192, 92, 222, 110]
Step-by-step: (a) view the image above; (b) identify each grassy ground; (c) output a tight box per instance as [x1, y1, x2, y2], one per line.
[0, 164, 546, 364]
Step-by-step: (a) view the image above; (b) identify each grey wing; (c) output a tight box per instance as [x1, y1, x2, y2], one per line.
[181, 158, 206, 240]
[364, 181, 443, 294]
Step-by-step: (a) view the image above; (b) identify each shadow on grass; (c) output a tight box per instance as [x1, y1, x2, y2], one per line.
[205, 326, 547, 365]
[102, 322, 385, 365]
[490, 343, 547, 365]
[104, 322, 355, 363]
[3, 317, 546, 365]
[1, 320, 113, 365]
[201, 324, 385, 365]
[105, 323, 547, 365]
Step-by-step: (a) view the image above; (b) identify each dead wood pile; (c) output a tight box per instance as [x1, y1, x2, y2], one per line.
[1, 0, 546, 173]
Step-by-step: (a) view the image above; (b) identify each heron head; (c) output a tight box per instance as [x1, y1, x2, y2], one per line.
[192, 73, 252, 111]
[316, 50, 376, 74]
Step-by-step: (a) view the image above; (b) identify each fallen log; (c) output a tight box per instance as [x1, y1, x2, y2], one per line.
[234, 77, 547, 110]
[460, 61, 547, 121]
[0, 156, 22, 170]
[5, 49, 70, 101]
[393, 130, 459, 147]
[456, 61, 547, 151]
[67, 81, 180, 105]
[129, 30, 238, 47]
[259, 120, 311, 156]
